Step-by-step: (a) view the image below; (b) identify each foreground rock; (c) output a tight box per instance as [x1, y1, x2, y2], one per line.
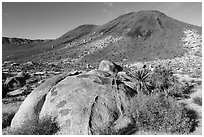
[10, 73, 69, 129]
[10, 60, 137, 135]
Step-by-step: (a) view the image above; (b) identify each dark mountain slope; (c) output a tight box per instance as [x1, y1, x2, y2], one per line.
[78, 10, 201, 64]
[94, 10, 201, 36]
[56, 24, 97, 44]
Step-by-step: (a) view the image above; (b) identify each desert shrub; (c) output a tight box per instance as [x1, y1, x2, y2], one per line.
[128, 68, 154, 95]
[163, 83, 190, 99]
[181, 83, 195, 94]
[130, 93, 199, 134]
[150, 65, 177, 91]
[151, 82, 183, 97]
[4, 117, 60, 135]
[193, 97, 202, 106]
[148, 65, 192, 98]
[2, 112, 16, 129]
[128, 65, 187, 97]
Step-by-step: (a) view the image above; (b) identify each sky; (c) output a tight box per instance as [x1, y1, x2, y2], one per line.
[2, 2, 202, 39]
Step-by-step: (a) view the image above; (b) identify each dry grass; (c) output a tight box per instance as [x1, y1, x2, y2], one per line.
[2, 98, 59, 135]
[2, 112, 16, 129]
[129, 93, 199, 134]
[3, 117, 60, 135]
[2, 101, 23, 129]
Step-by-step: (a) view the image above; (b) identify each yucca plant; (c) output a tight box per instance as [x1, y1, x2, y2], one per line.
[129, 68, 154, 95]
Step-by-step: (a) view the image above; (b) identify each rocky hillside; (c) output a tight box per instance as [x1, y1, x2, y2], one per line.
[3, 11, 201, 66]
[129, 27, 202, 78]
[2, 10, 202, 75]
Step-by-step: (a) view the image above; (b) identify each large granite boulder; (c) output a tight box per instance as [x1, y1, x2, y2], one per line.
[10, 73, 69, 129]
[10, 62, 137, 135]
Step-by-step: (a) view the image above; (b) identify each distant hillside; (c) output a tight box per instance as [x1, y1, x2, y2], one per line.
[2, 37, 45, 45]
[2, 37, 53, 62]
[55, 24, 98, 45]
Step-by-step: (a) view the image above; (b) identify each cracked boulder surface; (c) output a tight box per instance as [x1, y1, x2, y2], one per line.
[10, 60, 137, 135]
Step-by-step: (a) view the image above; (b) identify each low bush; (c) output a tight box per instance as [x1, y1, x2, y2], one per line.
[147, 65, 193, 98]
[150, 65, 177, 91]
[3, 117, 60, 135]
[130, 93, 199, 134]
[193, 97, 202, 106]
[163, 83, 191, 99]
[2, 112, 16, 129]
[181, 83, 195, 94]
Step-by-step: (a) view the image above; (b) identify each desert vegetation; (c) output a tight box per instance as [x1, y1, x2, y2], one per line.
[2, 63, 201, 135]
[3, 117, 59, 135]
[2, 112, 16, 129]
[193, 97, 202, 106]
[129, 93, 198, 134]
[124, 65, 200, 134]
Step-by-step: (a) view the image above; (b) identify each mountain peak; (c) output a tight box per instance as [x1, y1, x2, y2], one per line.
[115, 10, 167, 20]
[137, 10, 166, 14]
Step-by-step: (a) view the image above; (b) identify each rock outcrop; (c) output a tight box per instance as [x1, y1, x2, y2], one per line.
[98, 60, 123, 74]
[10, 60, 137, 135]
[10, 73, 69, 129]
[3, 73, 30, 93]
[2, 61, 64, 98]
